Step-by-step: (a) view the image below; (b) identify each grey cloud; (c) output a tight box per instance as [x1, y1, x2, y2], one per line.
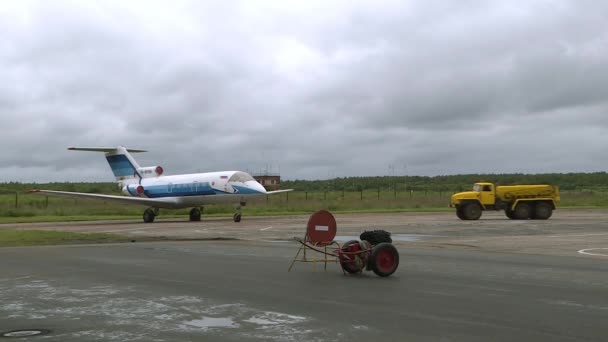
[1, 1, 608, 182]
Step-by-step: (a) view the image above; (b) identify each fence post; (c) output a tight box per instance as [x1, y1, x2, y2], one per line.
[360, 190, 363, 200]
[286, 192, 289, 202]
[45, 196, 49, 209]
[377, 188, 380, 200]
[15, 192, 18, 208]
[305, 192, 308, 200]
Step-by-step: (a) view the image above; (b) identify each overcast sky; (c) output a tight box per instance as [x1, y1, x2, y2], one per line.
[1, 0, 608, 182]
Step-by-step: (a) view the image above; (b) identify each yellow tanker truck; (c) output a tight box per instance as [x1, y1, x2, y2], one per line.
[450, 182, 560, 220]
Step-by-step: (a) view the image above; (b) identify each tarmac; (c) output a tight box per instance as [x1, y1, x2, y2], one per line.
[1, 209, 607, 341]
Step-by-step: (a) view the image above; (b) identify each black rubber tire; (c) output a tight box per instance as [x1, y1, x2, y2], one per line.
[340, 240, 364, 274]
[359, 230, 392, 245]
[143, 209, 155, 223]
[370, 243, 399, 277]
[505, 208, 516, 219]
[513, 202, 531, 220]
[189, 208, 201, 222]
[532, 202, 553, 220]
[462, 202, 482, 220]
[233, 213, 242, 222]
[456, 207, 466, 220]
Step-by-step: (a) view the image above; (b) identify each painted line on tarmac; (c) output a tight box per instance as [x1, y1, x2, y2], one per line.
[548, 233, 608, 238]
[99, 226, 183, 233]
[578, 248, 608, 257]
[100, 225, 230, 233]
[260, 227, 273, 231]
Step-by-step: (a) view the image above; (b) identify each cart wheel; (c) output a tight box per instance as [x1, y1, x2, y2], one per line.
[339, 240, 364, 274]
[370, 243, 399, 277]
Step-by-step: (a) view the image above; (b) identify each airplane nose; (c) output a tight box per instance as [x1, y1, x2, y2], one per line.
[246, 181, 267, 194]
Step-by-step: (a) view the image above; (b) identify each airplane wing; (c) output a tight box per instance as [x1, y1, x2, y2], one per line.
[27, 189, 179, 208]
[266, 189, 294, 194]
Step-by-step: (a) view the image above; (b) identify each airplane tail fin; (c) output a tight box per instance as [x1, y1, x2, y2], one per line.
[68, 146, 146, 186]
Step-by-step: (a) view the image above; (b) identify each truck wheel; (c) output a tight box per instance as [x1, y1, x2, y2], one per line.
[462, 202, 482, 220]
[513, 203, 531, 220]
[456, 207, 466, 220]
[505, 208, 516, 219]
[370, 243, 399, 277]
[532, 202, 553, 220]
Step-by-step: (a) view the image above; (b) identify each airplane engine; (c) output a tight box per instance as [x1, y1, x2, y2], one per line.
[137, 166, 164, 178]
[123, 184, 145, 196]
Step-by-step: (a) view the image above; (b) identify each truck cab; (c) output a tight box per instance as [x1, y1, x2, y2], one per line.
[450, 182, 496, 209]
[474, 182, 496, 206]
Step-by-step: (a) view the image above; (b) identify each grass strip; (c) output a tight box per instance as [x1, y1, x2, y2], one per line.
[0, 230, 130, 247]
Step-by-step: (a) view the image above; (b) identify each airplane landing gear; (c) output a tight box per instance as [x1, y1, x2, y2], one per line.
[143, 208, 158, 223]
[189, 207, 202, 222]
[233, 203, 244, 222]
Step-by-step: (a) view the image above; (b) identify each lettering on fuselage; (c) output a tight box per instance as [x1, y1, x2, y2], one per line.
[162, 182, 214, 197]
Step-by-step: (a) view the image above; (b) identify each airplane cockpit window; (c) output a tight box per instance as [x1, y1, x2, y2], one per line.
[229, 172, 254, 183]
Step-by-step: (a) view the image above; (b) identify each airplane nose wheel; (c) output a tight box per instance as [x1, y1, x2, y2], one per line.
[233, 204, 242, 222]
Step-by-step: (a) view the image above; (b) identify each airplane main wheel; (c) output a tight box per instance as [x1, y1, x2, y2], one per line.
[143, 209, 155, 223]
[189, 208, 201, 222]
[233, 213, 242, 222]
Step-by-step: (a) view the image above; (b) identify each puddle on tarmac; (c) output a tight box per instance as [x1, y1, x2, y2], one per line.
[334, 234, 428, 242]
[181, 316, 238, 330]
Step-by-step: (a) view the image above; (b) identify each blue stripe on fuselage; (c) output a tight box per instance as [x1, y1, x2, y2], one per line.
[232, 185, 265, 195]
[127, 182, 265, 198]
[136, 182, 229, 198]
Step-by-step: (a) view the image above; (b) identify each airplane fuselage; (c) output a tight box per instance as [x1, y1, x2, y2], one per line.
[122, 171, 268, 208]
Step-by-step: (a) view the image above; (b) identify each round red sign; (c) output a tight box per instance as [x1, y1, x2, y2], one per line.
[306, 210, 337, 246]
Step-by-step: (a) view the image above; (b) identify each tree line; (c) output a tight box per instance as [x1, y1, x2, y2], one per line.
[2, 172, 608, 194]
[282, 172, 608, 192]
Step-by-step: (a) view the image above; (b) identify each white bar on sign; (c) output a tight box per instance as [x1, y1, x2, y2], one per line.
[315, 225, 329, 231]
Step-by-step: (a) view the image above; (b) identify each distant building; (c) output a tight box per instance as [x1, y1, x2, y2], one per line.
[252, 172, 282, 191]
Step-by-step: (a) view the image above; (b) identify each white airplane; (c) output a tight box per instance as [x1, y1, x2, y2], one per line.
[29, 146, 292, 223]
